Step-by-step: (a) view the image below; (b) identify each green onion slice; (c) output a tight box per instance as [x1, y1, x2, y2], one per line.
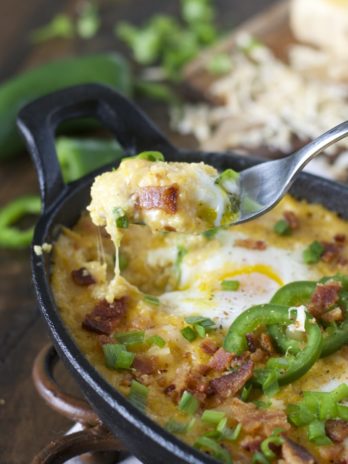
[194, 436, 232, 464]
[112, 207, 129, 228]
[201, 410, 226, 425]
[103, 343, 135, 369]
[129, 380, 148, 411]
[179, 391, 199, 415]
[146, 335, 166, 348]
[221, 280, 240, 291]
[143, 294, 160, 306]
[114, 331, 145, 346]
[136, 151, 165, 162]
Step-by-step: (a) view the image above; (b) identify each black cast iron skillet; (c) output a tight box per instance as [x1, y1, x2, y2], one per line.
[17, 83, 348, 464]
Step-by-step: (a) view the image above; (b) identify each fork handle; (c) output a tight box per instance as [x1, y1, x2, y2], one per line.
[292, 121, 348, 172]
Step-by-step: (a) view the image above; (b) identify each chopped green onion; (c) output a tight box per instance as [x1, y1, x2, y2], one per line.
[30, 14, 74, 43]
[195, 436, 232, 464]
[194, 324, 206, 338]
[112, 207, 129, 228]
[216, 169, 240, 189]
[129, 380, 148, 411]
[303, 241, 325, 264]
[206, 53, 232, 75]
[225, 423, 242, 442]
[102, 344, 135, 369]
[136, 151, 164, 162]
[202, 227, 220, 240]
[216, 417, 227, 433]
[114, 331, 145, 346]
[252, 452, 269, 464]
[201, 410, 226, 425]
[274, 219, 291, 236]
[240, 384, 252, 401]
[254, 368, 279, 397]
[221, 280, 240, 291]
[76, 1, 100, 39]
[185, 316, 216, 330]
[181, 326, 197, 342]
[308, 420, 332, 446]
[179, 391, 199, 415]
[194, 436, 232, 464]
[165, 417, 195, 434]
[143, 294, 160, 306]
[260, 435, 284, 459]
[254, 400, 272, 410]
[146, 335, 166, 348]
[287, 404, 316, 427]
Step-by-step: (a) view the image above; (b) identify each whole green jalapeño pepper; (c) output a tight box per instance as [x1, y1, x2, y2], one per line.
[269, 276, 348, 357]
[223, 304, 322, 386]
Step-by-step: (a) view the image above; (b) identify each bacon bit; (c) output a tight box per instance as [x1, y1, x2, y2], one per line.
[246, 333, 258, 353]
[321, 307, 344, 323]
[240, 436, 263, 452]
[284, 211, 300, 230]
[250, 348, 268, 364]
[334, 234, 346, 244]
[163, 384, 176, 397]
[229, 398, 290, 437]
[82, 297, 127, 335]
[318, 443, 345, 462]
[281, 438, 315, 464]
[235, 239, 267, 250]
[200, 339, 219, 355]
[320, 241, 344, 264]
[98, 335, 114, 345]
[208, 348, 233, 372]
[185, 368, 210, 402]
[209, 360, 253, 399]
[308, 281, 342, 320]
[136, 185, 178, 214]
[231, 352, 250, 369]
[325, 419, 348, 443]
[260, 333, 275, 355]
[133, 356, 155, 375]
[71, 267, 96, 286]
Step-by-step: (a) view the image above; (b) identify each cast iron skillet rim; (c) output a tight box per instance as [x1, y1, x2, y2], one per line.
[32, 151, 348, 464]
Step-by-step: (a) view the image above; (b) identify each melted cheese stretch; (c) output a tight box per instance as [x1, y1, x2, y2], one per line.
[88, 158, 239, 235]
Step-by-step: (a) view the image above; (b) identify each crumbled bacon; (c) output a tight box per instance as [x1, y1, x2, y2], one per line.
[240, 436, 263, 452]
[318, 443, 345, 462]
[308, 281, 342, 320]
[334, 234, 346, 244]
[320, 241, 344, 264]
[209, 360, 253, 399]
[208, 348, 233, 372]
[235, 239, 267, 250]
[246, 333, 258, 353]
[133, 356, 156, 375]
[250, 348, 268, 364]
[200, 339, 219, 355]
[136, 185, 178, 214]
[71, 267, 96, 286]
[284, 211, 300, 230]
[82, 297, 127, 335]
[325, 419, 348, 443]
[229, 398, 290, 437]
[260, 333, 275, 355]
[281, 438, 315, 464]
[321, 307, 344, 323]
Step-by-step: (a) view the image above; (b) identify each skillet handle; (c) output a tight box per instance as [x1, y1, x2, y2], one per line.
[17, 83, 178, 211]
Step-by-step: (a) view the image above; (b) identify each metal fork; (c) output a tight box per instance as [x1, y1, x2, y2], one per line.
[236, 121, 348, 224]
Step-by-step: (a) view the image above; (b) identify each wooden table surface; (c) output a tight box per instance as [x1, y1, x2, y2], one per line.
[0, 1, 276, 462]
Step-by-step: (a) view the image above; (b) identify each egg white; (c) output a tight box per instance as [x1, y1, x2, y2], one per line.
[159, 231, 319, 329]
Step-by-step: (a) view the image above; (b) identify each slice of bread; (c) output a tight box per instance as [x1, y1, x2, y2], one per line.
[290, 0, 348, 58]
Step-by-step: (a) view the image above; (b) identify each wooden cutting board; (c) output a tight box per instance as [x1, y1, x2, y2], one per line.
[184, 0, 294, 98]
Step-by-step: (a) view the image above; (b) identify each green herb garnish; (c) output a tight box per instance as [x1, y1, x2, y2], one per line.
[221, 280, 240, 291]
[201, 410, 226, 425]
[303, 241, 325, 264]
[181, 326, 197, 342]
[136, 151, 165, 162]
[143, 294, 160, 306]
[129, 380, 148, 411]
[114, 331, 145, 346]
[113, 207, 129, 228]
[146, 335, 166, 348]
[274, 219, 291, 236]
[179, 391, 199, 415]
[194, 436, 232, 464]
[102, 344, 135, 370]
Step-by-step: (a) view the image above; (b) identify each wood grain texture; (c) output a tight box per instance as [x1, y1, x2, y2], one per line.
[0, 1, 277, 462]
